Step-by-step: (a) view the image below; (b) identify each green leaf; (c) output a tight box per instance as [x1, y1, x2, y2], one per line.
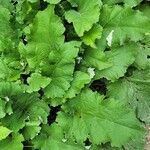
[28, 5, 65, 46]
[0, 5, 13, 51]
[33, 124, 85, 150]
[123, 137, 145, 150]
[65, 0, 102, 36]
[44, 0, 61, 4]
[27, 0, 39, 2]
[98, 5, 150, 47]
[0, 5, 23, 81]
[20, 6, 81, 99]
[134, 44, 150, 69]
[81, 48, 112, 71]
[21, 5, 65, 70]
[0, 0, 13, 11]
[0, 126, 11, 141]
[108, 69, 150, 124]
[45, 71, 91, 106]
[0, 57, 22, 81]
[95, 44, 136, 81]
[82, 24, 103, 48]
[27, 73, 51, 93]
[102, 0, 142, 7]
[0, 99, 6, 118]
[0, 133, 24, 150]
[16, 0, 39, 25]
[0, 0, 149, 149]
[65, 71, 91, 99]
[0, 58, 10, 79]
[2, 93, 49, 132]
[44, 41, 81, 98]
[139, 4, 150, 47]
[22, 122, 41, 140]
[57, 89, 144, 147]
[139, 4, 150, 18]
[0, 81, 22, 97]
[0, 97, 13, 119]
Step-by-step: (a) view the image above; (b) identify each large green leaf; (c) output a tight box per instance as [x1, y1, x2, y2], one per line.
[95, 44, 136, 81]
[108, 69, 150, 124]
[44, 41, 81, 98]
[65, 0, 102, 36]
[2, 93, 49, 132]
[20, 5, 65, 70]
[98, 5, 150, 48]
[33, 124, 85, 150]
[57, 89, 144, 147]
[134, 44, 150, 69]
[0, 5, 13, 51]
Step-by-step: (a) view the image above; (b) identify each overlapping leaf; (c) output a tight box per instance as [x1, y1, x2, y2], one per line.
[0, 1, 149, 149]
[48, 71, 91, 106]
[95, 44, 136, 81]
[21, 5, 81, 98]
[0, 133, 24, 150]
[82, 24, 103, 48]
[81, 48, 112, 72]
[1, 93, 49, 133]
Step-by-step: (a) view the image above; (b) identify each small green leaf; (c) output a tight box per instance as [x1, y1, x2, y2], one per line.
[0, 126, 11, 141]
[82, 24, 103, 48]
[0, 133, 24, 150]
[27, 73, 51, 93]
[65, 71, 91, 99]
[22, 123, 41, 140]
[81, 48, 112, 71]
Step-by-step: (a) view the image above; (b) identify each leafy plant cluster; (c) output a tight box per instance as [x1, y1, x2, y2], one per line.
[0, 0, 150, 149]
